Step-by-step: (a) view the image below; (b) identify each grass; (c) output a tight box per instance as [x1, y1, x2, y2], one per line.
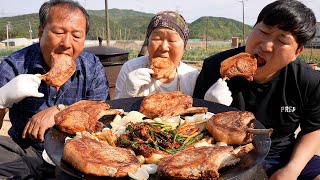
[182, 46, 230, 61]
[0, 48, 19, 57]
[300, 48, 320, 63]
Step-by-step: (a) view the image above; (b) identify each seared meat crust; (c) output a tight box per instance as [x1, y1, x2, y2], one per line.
[139, 91, 193, 119]
[150, 57, 176, 79]
[158, 146, 234, 179]
[220, 53, 257, 81]
[40, 54, 76, 87]
[62, 136, 141, 177]
[206, 111, 255, 145]
[55, 100, 123, 134]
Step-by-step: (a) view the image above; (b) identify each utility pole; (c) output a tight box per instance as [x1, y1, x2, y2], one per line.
[239, 0, 247, 45]
[105, 0, 111, 46]
[205, 17, 208, 50]
[29, 21, 33, 39]
[6, 22, 12, 47]
[102, 27, 105, 41]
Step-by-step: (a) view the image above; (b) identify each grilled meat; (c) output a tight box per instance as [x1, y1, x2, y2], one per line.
[40, 54, 76, 87]
[55, 100, 123, 134]
[150, 57, 176, 79]
[220, 53, 257, 81]
[207, 111, 255, 145]
[139, 91, 208, 119]
[157, 144, 254, 179]
[62, 132, 141, 177]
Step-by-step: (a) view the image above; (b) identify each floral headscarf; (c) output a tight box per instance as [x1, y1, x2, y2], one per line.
[146, 11, 189, 47]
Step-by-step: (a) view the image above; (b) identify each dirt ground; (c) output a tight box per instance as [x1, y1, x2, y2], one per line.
[183, 60, 204, 71]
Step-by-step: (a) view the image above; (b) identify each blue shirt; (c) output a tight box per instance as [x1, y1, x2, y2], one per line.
[0, 43, 110, 150]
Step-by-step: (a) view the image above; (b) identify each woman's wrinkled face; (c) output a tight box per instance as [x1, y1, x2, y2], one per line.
[147, 27, 185, 67]
[245, 22, 303, 83]
[38, 5, 86, 68]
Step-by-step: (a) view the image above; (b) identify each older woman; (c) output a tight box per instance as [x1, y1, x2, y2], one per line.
[114, 11, 199, 99]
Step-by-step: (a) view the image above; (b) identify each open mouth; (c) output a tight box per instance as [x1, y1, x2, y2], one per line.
[255, 54, 266, 67]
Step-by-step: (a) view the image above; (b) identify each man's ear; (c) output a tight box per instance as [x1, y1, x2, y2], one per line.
[38, 25, 43, 39]
[295, 45, 304, 57]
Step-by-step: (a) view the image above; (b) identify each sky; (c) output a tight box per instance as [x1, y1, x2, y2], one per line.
[0, 0, 320, 25]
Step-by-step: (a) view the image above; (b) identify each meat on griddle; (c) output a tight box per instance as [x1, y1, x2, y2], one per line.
[40, 54, 76, 87]
[157, 143, 254, 179]
[150, 57, 176, 79]
[139, 91, 208, 120]
[62, 132, 141, 177]
[207, 111, 273, 145]
[55, 100, 123, 134]
[220, 53, 257, 81]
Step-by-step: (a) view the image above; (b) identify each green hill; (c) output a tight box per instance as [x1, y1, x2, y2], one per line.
[0, 9, 252, 41]
[189, 16, 252, 40]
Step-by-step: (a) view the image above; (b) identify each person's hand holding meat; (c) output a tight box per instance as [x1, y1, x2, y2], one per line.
[193, 1, 320, 179]
[204, 78, 232, 106]
[0, 1, 110, 179]
[114, 11, 199, 99]
[0, 74, 44, 108]
[125, 68, 154, 97]
[22, 106, 58, 142]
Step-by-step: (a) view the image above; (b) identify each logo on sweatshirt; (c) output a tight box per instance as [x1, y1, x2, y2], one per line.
[281, 106, 296, 113]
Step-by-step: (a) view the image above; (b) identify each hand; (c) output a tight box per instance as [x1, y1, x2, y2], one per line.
[22, 106, 58, 142]
[126, 68, 154, 97]
[204, 78, 233, 106]
[0, 74, 44, 108]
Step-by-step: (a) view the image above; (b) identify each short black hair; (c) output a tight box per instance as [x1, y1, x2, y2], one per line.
[255, 0, 316, 48]
[39, 0, 90, 34]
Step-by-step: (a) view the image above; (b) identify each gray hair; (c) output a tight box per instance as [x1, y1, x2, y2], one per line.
[39, 0, 90, 34]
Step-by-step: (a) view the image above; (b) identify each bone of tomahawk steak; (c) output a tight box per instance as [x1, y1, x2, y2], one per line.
[157, 143, 254, 179]
[62, 131, 141, 177]
[220, 52, 257, 81]
[207, 111, 273, 145]
[55, 100, 123, 134]
[139, 91, 208, 119]
[39, 54, 76, 87]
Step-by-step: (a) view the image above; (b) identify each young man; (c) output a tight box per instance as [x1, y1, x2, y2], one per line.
[193, 0, 320, 179]
[0, 0, 109, 178]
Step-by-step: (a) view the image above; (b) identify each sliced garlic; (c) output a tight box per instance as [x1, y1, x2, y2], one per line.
[128, 167, 149, 180]
[136, 155, 145, 164]
[142, 164, 158, 174]
[145, 153, 164, 164]
[216, 142, 228, 146]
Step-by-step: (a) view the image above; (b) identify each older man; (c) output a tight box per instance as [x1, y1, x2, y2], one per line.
[0, 0, 109, 178]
